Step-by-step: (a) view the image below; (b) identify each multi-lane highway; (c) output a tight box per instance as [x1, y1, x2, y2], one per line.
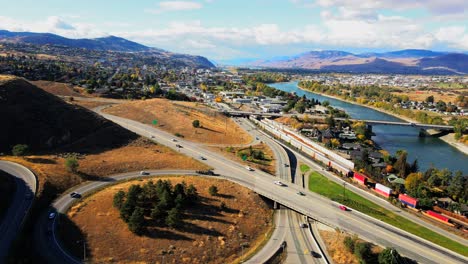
[97, 111, 467, 264]
[0, 161, 36, 263]
[236, 118, 327, 264]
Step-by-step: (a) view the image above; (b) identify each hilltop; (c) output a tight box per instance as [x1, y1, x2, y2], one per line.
[0, 76, 137, 153]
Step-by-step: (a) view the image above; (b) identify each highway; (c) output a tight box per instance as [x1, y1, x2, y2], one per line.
[236, 118, 327, 264]
[98, 112, 467, 264]
[0, 161, 36, 263]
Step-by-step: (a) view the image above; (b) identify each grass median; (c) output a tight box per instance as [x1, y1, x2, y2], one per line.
[299, 164, 310, 173]
[308, 171, 468, 256]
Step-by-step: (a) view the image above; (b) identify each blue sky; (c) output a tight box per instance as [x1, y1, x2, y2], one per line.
[0, 0, 467, 60]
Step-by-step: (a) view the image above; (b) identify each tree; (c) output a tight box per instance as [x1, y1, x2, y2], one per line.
[354, 242, 372, 264]
[192, 119, 201, 128]
[166, 207, 181, 228]
[393, 151, 408, 178]
[113, 190, 126, 210]
[378, 248, 402, 264]
[12, 144, 29, 156]
[65, 157, 79, 173]
[405, 172, 423, 196]
[330, 138, 341, 149]
[128, 207, 145, 235]
[409, 159, 419, 173]
[447, 171, 465, 202]
[294, 100, 306, 113]
[325, 116, 335, 128]
[208, 185, 218, 196]
[186, 184, 198, 202]
[425, 95, 434, 104]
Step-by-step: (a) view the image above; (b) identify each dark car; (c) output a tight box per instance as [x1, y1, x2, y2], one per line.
[70, 192, 82, 199]
[311, 251, 322, 258]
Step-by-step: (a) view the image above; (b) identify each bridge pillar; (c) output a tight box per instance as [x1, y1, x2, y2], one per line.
[273, 201, 278, 209]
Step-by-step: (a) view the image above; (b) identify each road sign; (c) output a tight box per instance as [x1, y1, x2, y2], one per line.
[152, 119, 158, 125]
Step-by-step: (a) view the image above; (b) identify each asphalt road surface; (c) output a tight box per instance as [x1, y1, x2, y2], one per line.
[0, 161, 36, 263]
[99, 112, 466, 264]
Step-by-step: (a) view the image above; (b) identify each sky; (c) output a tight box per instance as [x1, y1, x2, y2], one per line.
[0, 0, 467, 61]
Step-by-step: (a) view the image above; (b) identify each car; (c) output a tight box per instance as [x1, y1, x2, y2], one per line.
[300, 223, 308, 228]
[171, 138, 177, 142]
[151, 135, 155, 138]
[284, 163, 289, 167]
[297, 191, 305, 196]
[339, 205, 348, 211]
[199, 156, 207, 160]
[175, 144, 183, 148]
[70, 192, 82, 198]
[274, 180, 285, 186]
[311, 251, 322, 258]
[255, 136, 259, 140]
[245, 166, 254, 171]
[140, 171, 149, 175]
[48, 212, 56, 219]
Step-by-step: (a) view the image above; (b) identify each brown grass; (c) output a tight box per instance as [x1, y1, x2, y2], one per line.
[319, 230, 382, 264]
[31, 80, 88, 97]
[62, 176, 273, 264]
[0, 138, 208, 195]
[103, 99, 252, 145]
[208, 143, 276, 175]
[71, 100, 115, 110]
[392, 90, 457, 103]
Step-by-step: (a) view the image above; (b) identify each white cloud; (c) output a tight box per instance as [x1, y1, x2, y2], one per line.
[435, 26, 468, 50]
[145, 1, 203, 14]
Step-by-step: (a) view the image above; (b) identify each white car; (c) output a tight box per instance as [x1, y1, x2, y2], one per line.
[48, 212, 56, 219]
[274, 181, 285, 186]
[140, 171, 149, 175]
[171, 138, 177, 142]
[245, 166, 254, 171]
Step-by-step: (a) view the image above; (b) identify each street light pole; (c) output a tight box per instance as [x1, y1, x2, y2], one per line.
[343, 182, 346, 201]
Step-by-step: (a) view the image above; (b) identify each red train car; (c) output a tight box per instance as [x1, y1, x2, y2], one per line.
[426, 210, 449, 223]
[353, 172, 368, 185]
[398, 194, 418, 208]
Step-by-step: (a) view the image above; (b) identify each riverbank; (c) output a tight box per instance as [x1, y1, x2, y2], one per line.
[296, 84, 468, 156]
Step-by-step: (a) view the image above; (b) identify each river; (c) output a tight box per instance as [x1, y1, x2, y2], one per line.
[270, 81, 467, 174]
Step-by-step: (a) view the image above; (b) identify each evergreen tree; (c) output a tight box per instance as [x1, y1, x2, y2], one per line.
[128, 207, 145, 235]
[378, 248, 402, 264]
[166, 207, 181, 228]
[113, 190, 126, 210]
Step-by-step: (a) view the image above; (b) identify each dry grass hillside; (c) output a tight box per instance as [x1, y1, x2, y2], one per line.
[61, 176, 273, 264]
[103, 98, 252, 145]
[31, 80, 88, 97]
[0, 76, 137, 153]
[2, 138, 209, 195]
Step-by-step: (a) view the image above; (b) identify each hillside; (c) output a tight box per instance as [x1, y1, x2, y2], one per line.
[251, 49, 467, 74]
[0, 30, 151, 52]
[0, 30, 215, 68]
[0, 76, 137, 153]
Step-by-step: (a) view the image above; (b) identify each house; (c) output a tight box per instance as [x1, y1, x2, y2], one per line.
[319, 128, 336, 143]
[369, 151, 384, 162]
[342, 143, 361, 150]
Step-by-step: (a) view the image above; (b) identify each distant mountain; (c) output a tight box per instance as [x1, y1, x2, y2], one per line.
[0, 30, 215, 68]
[358, 49, 448, 58]
[250, 49, 467, 75]
[418, 53, 468, 74]
[0, 30, 151, 52]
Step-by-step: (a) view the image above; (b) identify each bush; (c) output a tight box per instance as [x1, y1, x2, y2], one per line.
[65, 157, 79, 172]
[378, 248, 402, 264]
[208, 185, 218, 196]
[12, 144, 29, 156]
[343, 236, 355, 252]
[354, 242, 372, 264]
[174, 132, 184, 138]
[192, 120, 200, 128]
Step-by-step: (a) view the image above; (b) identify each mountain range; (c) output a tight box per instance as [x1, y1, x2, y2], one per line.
[249, 49, 468, 75]
[0, 30, 214, 68]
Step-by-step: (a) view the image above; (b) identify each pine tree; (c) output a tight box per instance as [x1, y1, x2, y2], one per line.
[166, 207, 181, 228]
[128, 207, 145, 235]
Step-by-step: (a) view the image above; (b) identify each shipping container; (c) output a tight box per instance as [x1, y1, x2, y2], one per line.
[375, 183, 392, 197]
[398, 194, 418, 208]
[353, 172, 367, 185]
[427, 210, 449, 223]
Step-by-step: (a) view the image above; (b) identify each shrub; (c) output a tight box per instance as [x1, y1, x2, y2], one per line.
[65, 157, 79, 172]
[208, 185, 218, 196]
[354, 242, 372, 264]
[192, 119, 200, 128]
[12, 144, 29, 156]
[343, 236, 355, 252]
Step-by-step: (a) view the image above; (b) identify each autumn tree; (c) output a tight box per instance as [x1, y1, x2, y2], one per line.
[405, 172, 423, 196]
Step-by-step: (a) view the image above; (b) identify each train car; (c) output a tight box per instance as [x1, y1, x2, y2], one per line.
[426, 210, 450, 223]
[353, 172, 368, 185]
[398, 194, 418, 208]
[375, 183, 392, 198]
